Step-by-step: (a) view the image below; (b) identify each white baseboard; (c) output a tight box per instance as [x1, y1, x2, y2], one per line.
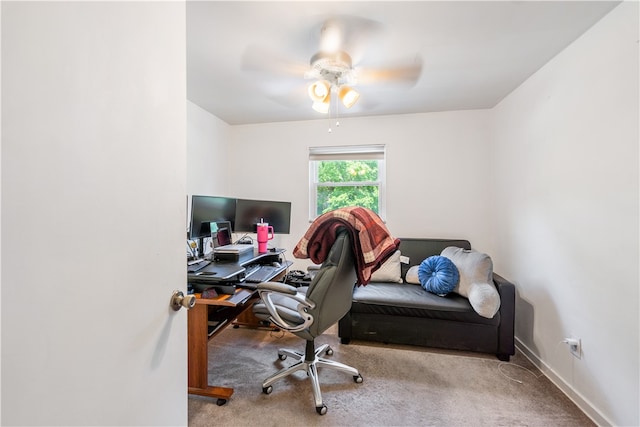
[515, 337, 613, 427]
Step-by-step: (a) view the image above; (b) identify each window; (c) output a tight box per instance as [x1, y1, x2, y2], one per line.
[309, 144, 386, 220]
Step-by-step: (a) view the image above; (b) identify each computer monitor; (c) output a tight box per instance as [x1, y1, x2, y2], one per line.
[235, 198, 292, 234]
[188, 195, 237, 240]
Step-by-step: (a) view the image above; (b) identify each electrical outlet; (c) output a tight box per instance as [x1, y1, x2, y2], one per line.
[570, 338, 582, 359]
[564, 337, 582, 359]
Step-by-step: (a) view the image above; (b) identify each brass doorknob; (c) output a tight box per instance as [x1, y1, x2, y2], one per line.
[171, 290, 196, 311]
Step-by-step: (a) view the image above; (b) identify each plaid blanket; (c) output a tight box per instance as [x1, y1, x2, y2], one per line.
[293, 207, 400, 285]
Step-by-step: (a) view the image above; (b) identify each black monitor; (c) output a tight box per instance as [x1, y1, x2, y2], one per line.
[188, 195, 237, 240]
[235, 198, 292, 234]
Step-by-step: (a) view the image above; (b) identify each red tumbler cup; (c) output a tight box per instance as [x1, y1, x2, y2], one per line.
[257, 222, 274, 253]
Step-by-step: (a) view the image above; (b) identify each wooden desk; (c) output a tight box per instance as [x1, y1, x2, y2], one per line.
[187, 249, 292, 404]
[187, 288, 256, 405]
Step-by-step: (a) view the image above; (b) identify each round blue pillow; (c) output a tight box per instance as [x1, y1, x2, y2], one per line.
[418, 256, 460, 296]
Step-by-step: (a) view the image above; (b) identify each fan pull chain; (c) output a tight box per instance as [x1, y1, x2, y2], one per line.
[328, 86, 335, 133]
[328, 87, 341, 133]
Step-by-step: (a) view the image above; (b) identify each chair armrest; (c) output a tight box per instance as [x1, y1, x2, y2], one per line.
[257, 282, 316, 333]
[257, 281, 298, 295]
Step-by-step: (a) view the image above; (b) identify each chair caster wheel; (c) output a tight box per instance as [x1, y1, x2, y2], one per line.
[216, 398, 227, 406]
[325, 347, 333, 356]
[278, 354, 287, 361]
[316, 404, 327, 415]
[354, 374, 363, 383]
[262, 385, 273, 394]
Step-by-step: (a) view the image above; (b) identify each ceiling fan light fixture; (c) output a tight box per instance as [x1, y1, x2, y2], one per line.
[308, 80, 331, 102]
[312, 96, 331, 114]
[338, 85, 359, 108]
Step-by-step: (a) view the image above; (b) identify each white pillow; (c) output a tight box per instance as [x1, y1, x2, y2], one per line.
[405, 265, 421, 285]
[370, 250, 403, 283]
[441, 246, 500, 319]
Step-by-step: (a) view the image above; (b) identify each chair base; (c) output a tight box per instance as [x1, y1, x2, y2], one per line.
[261, 340, 363, 415]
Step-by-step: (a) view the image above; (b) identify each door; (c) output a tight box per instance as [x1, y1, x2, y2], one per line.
[1, 2, 188, 425]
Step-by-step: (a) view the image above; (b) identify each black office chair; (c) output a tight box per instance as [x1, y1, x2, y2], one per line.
[253, 229, 363, 415]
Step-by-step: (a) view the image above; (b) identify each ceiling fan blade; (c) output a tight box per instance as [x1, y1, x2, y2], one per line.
[241, 44, 309, 78]
[315, 15, 384, 63]
[356, 56, 423, 86]
[265, 83, 310, 109]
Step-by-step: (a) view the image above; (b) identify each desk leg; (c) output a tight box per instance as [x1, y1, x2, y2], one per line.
[187, 303, 234, 403]
[233, 305, 272, 329]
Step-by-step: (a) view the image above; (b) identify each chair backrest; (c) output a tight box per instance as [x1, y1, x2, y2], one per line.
[304, 230, 356, 338]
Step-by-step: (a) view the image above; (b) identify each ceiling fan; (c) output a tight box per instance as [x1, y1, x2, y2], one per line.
[241, 15, 423, 115]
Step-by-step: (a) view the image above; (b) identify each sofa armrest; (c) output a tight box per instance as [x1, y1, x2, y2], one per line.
[493, 273, 515, 360]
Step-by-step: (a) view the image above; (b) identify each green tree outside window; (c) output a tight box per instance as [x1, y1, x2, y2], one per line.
[316, 160, 379, 215]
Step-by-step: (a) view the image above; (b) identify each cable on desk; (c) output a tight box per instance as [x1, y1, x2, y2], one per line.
[234, 234, 254, 245]
[280, 250, 290, 278]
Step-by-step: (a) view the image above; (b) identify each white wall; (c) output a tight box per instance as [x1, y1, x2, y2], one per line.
[186, 100, 232, 246]
[187, 100, 231, 197]
[2, 2, 187, 425]
[491, 2, 638, 426]
[225, 110, 494, 270]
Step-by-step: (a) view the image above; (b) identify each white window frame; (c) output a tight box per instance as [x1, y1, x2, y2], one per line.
[308, 144, 386, 221]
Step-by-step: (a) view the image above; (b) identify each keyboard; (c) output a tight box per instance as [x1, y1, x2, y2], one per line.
[187, 260, 211, 273]
[243, 263, 261, 278]
[244, 265, 280, 283]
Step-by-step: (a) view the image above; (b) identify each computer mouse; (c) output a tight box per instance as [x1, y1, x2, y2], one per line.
[272, 261, 281, 268]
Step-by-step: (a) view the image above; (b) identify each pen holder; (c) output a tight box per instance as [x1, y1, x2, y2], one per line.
[256, 223, 274, 253]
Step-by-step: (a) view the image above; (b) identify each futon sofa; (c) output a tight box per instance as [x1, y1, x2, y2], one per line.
[338, 238, 515, 361]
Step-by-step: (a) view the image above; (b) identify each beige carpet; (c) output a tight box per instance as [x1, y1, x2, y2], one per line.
[188, 324, 594, 426]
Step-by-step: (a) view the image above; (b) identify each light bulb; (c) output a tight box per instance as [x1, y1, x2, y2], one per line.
[308, 81, 330, 102]
[338, 86, 359, 108]
[312, 98, 330, 114]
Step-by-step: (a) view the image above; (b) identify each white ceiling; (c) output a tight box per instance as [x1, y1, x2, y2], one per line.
[187, 1, 619, 125]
